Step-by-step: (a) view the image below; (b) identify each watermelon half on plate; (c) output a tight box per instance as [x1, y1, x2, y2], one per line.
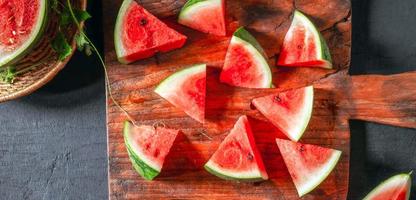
[205, 115, 268, 181]
[123, 121, 179, 180]
[276, 138, 342, 197]
[252, 86, 314, 141]
[220, 27, 272, 88]
[277, 10, 332, 69]
[363, 173, 412, 200]
[178, 0, 226, 36]
[154, 64, 206, 123]
[114, 0, 187, 64]
[0, 0, 48, 67]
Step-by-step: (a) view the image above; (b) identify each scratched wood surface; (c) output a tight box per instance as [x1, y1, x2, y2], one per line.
[103, 0, 415, 199]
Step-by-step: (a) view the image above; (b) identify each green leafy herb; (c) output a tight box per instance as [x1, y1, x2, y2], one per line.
[0, 66, 16, 84]
[75, 33, 92, 56]
[73, 9, 91, 22]
[51, 32, 73, 61]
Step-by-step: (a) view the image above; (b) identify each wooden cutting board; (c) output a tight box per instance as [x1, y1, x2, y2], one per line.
[103, 0, 416, 199]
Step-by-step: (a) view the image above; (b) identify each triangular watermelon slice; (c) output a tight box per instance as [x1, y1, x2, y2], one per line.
[205, 115, 268, 181]
[252, 86, 314, 141]
[114, 0, 187, 64]
[276, 138, 342, 197]
[123, 121, 179, 180]
[277, 10, 332, 69]
[154, 64, 206, 123]
[178, 0, 226, 36]
[220, 27, 272, 88]
[0, 0, 48, 67]
[364, 173, 412, 200]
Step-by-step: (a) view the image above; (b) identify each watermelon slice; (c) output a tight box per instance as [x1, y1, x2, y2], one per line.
[114, 0, 187, 64]
[276, 138, 342, 197]
[154, 64, 206, 123]
[277, 10, 332, 69]
[123, 121, 179, 180]
[220, 27, 272, 88]
[0, 0, 48, 67]
[252, 86, 314, 141]
[178, 0, 226, 36]
[204, 115, 268, 181]
[364, 173, 412, 200]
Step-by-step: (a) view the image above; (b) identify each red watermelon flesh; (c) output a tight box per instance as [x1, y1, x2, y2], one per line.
[252, 86, 313, 141]
[0, 0, 47, 66]
[115, 0, 187, 64]
[277, 10, 332, 69]
[204, 115, 268, 181]
[0, 0, 39, 48]
[276, 138, 342, 197]
[364, 173, 411, 200]
[123, 121, 179, 180]
[154, 64, 206, 123]
[220, 27, 272, 88]
[178, 0, 226, 36]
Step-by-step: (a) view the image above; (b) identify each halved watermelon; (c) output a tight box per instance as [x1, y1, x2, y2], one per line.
[276, 138, 342, 197]
[205, 115, 268, 181]
[277, 10, 332, 69]
[219, 27, 272, 88]
[252, 86, 313, 141]
[114, 0, 187, 64]
[364, 173, 412, 200]
[178, 0, 226, 36]
[0, 0, 48, 67]
[154, 64, 206, 123]
[123, 121, 179, 180]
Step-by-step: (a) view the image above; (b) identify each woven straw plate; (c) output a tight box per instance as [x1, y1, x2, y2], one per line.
[0, 0, 87, 103]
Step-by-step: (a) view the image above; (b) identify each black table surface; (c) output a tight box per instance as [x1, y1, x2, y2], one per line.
[0, 0, 415, 199]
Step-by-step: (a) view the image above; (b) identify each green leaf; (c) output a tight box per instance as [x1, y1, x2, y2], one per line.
[51, 32, 73, 61]
[59, 8, 72, 26]
[0, 66, 16, 84]
[75, 33, 92, 56]
[73, 9, 91, 22]
[51, 0, 60, 13]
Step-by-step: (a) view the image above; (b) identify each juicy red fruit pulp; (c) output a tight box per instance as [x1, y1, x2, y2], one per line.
[121, 2, 186, 61]
[0, 0, 39, 50]
[220, 42, 266, 88]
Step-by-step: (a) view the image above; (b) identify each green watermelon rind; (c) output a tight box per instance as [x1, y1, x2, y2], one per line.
[295, 147, 342, 197]
[204, 161, 266, 182]
[123, 121, 160, 180]
[178, 0, 210, 19]
[233, 27, 267, 57]
[226, 27, 273, 88]
[154, 63, 206, 94]
[114, 0, 132, 64]
[0, 0, 49, 68]
[288, 85, 314, 142]
[363, 173, 412, 200]
[292, 10, 332, 69]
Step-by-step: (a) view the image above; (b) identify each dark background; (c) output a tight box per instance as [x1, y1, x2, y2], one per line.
[0, 0, 415, 199]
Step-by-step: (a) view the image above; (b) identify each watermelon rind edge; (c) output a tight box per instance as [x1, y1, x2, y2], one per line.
[178, 0, 208, 19]
[114, 0, 132, 64]
[227, 28, 273, 88]
[233, 27, 267, 57]
[204, 161, 266, 182]
[290, 85, 314, 141]
[296, 148, 342, 197]
[0, 0, 49, 67]
[292, 10, 332, 69]
[363, 173, 412, 200]
[154, 63, 206, 94]
[123, 121, 160, 180]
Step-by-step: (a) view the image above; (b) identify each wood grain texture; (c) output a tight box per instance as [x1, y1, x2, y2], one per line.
[104, 0, 409, 199]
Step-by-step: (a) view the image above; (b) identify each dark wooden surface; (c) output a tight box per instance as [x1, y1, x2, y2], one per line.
[104, 0, 356, 199]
